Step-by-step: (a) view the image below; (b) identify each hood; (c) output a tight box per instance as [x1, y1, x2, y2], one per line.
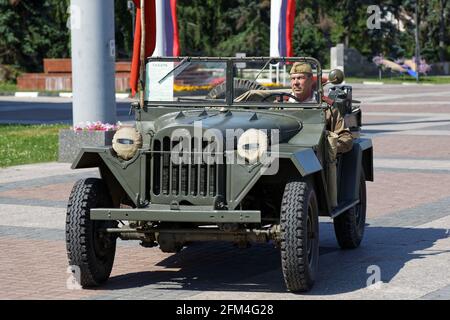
[153, 109, 302, 142]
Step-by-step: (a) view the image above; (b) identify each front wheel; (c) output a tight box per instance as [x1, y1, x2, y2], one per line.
[66, 178, 117, 287]
[333, 172, 367, 249]
[280, 180, 319, 292]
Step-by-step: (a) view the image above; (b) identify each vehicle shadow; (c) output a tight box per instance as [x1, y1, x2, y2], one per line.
[102, 223, 449, 295]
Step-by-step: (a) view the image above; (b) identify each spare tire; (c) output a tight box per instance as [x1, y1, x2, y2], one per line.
[206, 78, 267, 100]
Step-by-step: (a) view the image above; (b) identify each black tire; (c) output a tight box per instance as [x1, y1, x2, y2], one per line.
[66, 178, 117, 287]
[206, 78, 266, 100]
[333, 172, 367, 249]
[280, 180, 319, 292]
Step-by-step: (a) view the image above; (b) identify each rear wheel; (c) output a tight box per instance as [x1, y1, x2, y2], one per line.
[280, 180, 319, 292]
[66, 178, 117, 287]
[333, 172, 367, 249]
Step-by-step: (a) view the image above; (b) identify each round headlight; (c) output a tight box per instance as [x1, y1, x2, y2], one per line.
[237, 129, 268, 163]
[112, 126, 143, 160]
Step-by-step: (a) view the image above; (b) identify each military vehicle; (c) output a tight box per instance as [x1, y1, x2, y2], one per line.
[66, 57, 373, 292]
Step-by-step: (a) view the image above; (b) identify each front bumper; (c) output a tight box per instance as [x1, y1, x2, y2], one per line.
[90, 206, 261, 223]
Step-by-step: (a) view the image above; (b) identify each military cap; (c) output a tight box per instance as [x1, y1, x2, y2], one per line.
[290, 62, 313, 75]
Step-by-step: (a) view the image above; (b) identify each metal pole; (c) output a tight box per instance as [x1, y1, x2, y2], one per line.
[270, 0, 281, 58]
[153, 0, 166, 57]
[276, 63, 279, 84]
[71, 0, 116, 125]
[269, 64, 273, 83]
[139, 0, 146, 108]
[414, 0, 421, 82]
[128, 1, 136, 38]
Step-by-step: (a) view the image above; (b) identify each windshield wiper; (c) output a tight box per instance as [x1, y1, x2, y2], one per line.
[254, 58, 276, 82]
[158, 57, 191, 84]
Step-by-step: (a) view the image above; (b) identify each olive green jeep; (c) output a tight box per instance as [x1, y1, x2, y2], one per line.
[66, 57, 373, 292]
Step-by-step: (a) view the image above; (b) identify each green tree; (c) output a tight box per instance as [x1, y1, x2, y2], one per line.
[1, 0, 449, 73]
[293, 7, 328, 66]
[115, 0, 133, 60]
[0, 0, 70, 72]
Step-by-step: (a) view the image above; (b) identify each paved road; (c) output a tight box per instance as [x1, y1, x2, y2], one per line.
[0, 96, 133, 124]
[0, 84, 449, 299]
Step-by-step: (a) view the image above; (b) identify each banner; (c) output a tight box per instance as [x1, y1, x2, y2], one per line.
[270, 0, 296, 57]
[153, 0, 180, 57]
[130, 0, 157, 97]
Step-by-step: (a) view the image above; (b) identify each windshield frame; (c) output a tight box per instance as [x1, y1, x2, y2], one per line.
[144, 56, 324, 109]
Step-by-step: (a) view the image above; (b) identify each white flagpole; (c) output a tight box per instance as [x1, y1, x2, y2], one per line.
[270, 0, 282, 58]
[270, 0, 282, 84]
[153, 0, 166, 56]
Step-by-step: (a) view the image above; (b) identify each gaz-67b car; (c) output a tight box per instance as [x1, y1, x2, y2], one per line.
[66, 57, 373, 292]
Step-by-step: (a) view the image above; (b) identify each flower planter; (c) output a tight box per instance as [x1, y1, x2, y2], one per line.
[58, 129, 116, 163]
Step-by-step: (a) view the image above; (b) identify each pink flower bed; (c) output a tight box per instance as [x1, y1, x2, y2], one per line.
[72, 121, 121, 132]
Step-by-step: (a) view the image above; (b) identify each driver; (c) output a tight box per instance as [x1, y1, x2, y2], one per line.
[289, 62, 353, 154]
[289, 62, 353, 208]
[235, 63, 353, 154]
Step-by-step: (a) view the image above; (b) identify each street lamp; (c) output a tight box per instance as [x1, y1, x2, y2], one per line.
[414, 0, 421, 82]
[127, 0, 136, 38]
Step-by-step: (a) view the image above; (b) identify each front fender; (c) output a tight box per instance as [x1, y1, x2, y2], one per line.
[71, 147, 105, 169]
[338, 138, 373, 204]
[283, 148, 323, 176]
[71, 147, 146, 207]
[226, 147, 324, 210]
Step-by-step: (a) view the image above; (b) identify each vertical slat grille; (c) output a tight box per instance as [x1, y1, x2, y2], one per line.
[209, 164, 216, 196]
[171, 141, 179, 195]
[152, 140, 161, 195]
[151, 136, 224, 199]
[190, 161, 198, 195]
[162, 137, 170, 195]
[200, 164, 207, 196]
[181, 164, 188, 195]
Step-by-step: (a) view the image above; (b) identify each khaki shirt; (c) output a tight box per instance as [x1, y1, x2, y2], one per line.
[289, 90, 353, 154]
[325, 106, 353, 154]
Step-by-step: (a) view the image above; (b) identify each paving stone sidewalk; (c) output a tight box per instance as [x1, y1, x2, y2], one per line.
[1, 84, 450, 299]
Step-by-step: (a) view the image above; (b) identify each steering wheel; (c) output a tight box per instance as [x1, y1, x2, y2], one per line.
[261, 92, 301, 103]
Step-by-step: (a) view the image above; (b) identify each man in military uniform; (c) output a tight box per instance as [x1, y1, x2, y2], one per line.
[289, 62, 353, 207]
[235, 62, 353, 206]
[235, 62, 353, 154]
[289, 62, 353, 154]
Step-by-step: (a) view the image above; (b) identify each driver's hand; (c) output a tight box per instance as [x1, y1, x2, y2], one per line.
[275, 96, 289, 103]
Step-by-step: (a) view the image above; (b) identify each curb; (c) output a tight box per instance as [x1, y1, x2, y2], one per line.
[0, 92, 132, 99]
[362, 81, 384, 85]
[361, 81, 439, 86]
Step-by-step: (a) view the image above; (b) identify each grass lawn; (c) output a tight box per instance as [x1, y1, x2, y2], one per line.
[346, 75, 450, 84]
[0, 82, 17, 92]
[0, 124, 69, 167]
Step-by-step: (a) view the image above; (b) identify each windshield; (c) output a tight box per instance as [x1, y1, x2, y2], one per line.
[145, 57, 322, 108]
[145, 59, 226, 102]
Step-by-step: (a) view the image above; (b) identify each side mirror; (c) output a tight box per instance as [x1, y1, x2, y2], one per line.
[328, 69, 345, 85]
